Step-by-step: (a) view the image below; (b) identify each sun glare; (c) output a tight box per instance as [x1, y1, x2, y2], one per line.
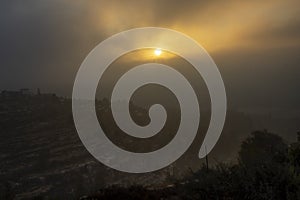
[154, 48, 162, 56]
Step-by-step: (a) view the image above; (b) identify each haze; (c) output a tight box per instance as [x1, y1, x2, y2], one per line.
[0, 0, 299, 113]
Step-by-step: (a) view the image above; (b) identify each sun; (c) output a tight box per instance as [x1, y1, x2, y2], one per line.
[154, 48, 162, 56]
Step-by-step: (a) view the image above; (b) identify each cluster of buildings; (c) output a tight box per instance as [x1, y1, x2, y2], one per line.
[1, 88, 57, 99]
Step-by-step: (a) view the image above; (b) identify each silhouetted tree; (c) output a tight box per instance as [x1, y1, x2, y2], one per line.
[239, 130, 288, 169]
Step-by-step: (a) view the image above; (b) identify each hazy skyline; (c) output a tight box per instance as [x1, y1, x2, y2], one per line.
[0, 0, 300, 111]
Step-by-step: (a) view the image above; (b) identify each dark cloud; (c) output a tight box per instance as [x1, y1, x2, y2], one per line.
[244, 18, 300, 47]
[0, 0, 105, 93]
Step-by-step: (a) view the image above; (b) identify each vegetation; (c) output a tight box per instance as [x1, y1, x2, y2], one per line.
[1, 94, 300, 199]
[83, 130, 300, 200]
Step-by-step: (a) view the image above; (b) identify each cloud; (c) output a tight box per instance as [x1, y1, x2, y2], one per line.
[0, 0, 299, 110]
[81, 0, 300, 51]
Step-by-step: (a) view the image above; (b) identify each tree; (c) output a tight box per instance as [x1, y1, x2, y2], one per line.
[239, 130, 288, 169]
[289, 131, 300, 175]
[238, 130, 296, 200]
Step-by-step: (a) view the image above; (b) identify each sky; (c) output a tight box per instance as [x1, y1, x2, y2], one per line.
[0, 0, 300, 112]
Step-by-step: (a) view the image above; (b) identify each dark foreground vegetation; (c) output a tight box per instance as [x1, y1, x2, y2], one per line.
[83, 130, 300, 200]
[1, 92, 299, 199]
